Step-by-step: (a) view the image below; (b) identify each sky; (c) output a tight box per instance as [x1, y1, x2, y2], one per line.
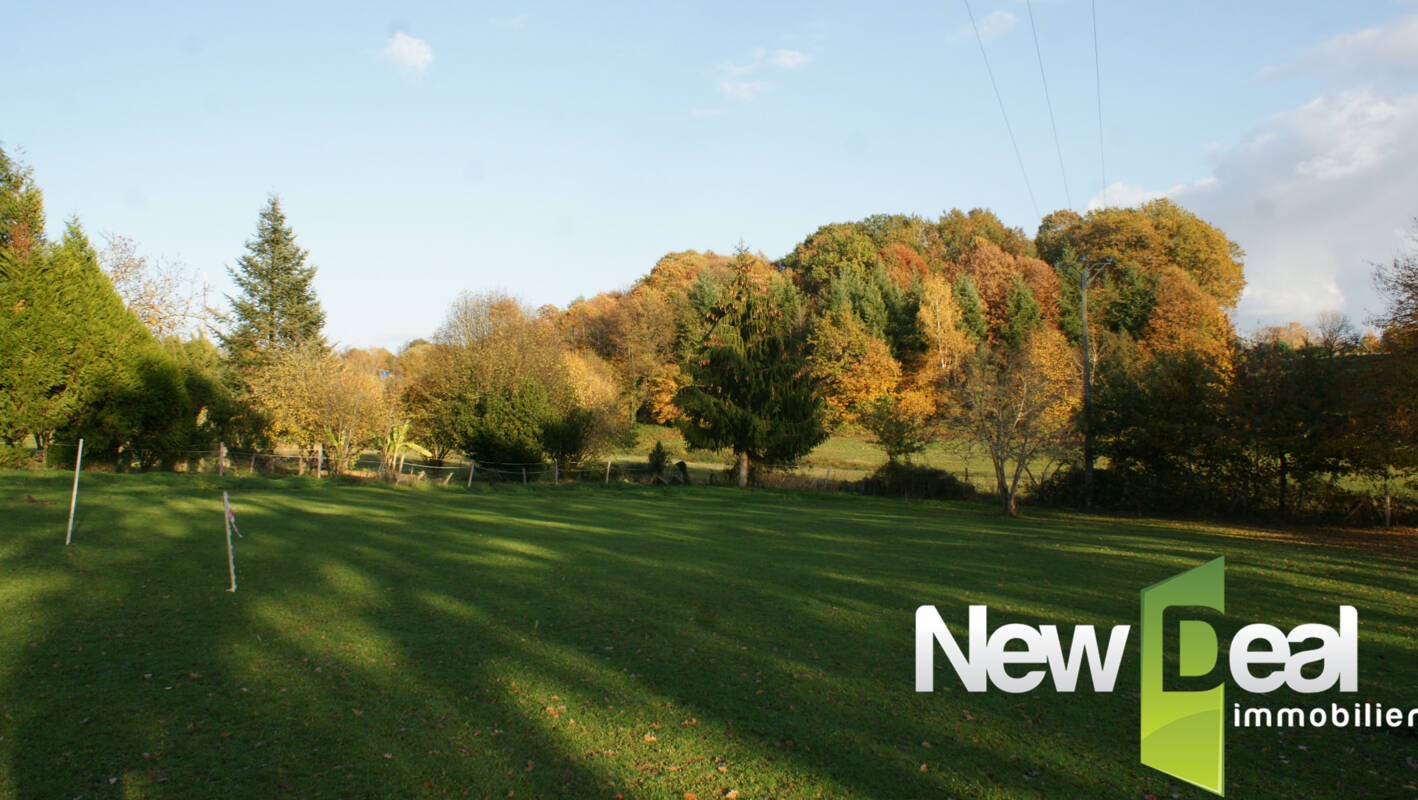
[4, 1, 1417, 350]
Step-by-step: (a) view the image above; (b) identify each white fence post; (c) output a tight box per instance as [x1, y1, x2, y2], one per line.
[467, 460, 475, 489]
[224, 491, 238, 593]
[65, 438, 84, 546]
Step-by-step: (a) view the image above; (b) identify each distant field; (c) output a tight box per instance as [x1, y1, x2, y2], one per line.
[617, 425, 1040, 489]
[1, 471, 1415, 799]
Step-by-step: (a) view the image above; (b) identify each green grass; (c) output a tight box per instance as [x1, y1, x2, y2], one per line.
[1, 472, 1415, 799]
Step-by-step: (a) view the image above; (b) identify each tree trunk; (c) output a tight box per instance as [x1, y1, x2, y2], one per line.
[1384, 473, 1392, 528]
[1278, 453, 1288, 516]
[736, 450, 749, 489]
[993, 458, 1013, 515]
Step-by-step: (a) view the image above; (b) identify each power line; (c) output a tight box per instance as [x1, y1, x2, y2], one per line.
[961, 0, 1041, 219]
[1091, 0, 1108, 208]
[1025, 0, 1072, 210]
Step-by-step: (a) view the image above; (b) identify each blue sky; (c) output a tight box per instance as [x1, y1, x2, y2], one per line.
[5, 1, 1417, 349]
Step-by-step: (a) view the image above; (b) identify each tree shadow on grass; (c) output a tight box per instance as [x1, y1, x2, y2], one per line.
[2, 474, 1415, 799]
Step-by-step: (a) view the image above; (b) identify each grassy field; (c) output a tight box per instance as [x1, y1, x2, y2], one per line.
[1, 471, 1415, 799]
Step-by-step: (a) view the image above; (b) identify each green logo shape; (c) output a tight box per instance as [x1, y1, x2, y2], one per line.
[1141, 557, 1225, 796]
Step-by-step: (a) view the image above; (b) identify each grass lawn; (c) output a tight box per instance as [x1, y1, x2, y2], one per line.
[1, 471, 1415, 799]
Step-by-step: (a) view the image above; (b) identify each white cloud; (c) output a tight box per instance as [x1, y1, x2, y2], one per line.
[491, 13, 528, 29]
[719, 80, 772, 102]
[711, 44, 815, 102]
[382, 31, 433, 74]
[770, 49, 813, 69]
[953, 10, 1018, 43]
[1265, 14, 1418, 80]
[1101, 88, 1418, 330]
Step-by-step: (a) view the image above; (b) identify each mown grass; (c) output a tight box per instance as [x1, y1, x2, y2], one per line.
[0, 471, 1414, 799]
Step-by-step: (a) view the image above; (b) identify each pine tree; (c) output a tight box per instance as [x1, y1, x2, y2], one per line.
[222, 196, 326, 368]
[675, 250, 827, 487]
[953, 274, 987, 343]
[1001, 276, 1043, 349]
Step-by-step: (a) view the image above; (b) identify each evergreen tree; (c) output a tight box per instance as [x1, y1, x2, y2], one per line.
[953, 274, 988, 343]
[1, 214, 153, 449]
[222, 196, 326, 368]
[0, 146, 47, 263]
[1001, 277, 1042, 349]
[675, 250, 827, 487]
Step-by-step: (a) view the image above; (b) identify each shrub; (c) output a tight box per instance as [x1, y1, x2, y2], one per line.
[647, 441, 670, 477]
[860, 462, 975, 501]
[0, 444, 31, 470]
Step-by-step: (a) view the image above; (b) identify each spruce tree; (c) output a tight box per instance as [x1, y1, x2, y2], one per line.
[953, 274, 988, 343]
[1001, 277, 1042, 349]
[675, 250, 827, 487]
[222, 196, 326, 368]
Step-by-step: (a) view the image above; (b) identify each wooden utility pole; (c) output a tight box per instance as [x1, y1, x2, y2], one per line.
[1080, 261, 1094, 509]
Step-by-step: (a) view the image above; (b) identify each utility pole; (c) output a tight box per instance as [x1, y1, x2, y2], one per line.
[1075, 253, 1103, 510]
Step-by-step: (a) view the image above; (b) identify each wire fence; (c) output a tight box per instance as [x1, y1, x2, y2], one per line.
[22, 440, 884, 494]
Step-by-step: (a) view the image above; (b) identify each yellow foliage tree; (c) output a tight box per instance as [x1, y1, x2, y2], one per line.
[247, 343, 389, 473]
[861, 386, 938, 463]
[951, 327, 1079, 514]
[1140, 266, 1235, 373]
[916, 274, 973, 383]
[808, 309, 902, 425]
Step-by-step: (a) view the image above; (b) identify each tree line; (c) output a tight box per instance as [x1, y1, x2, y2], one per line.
[1, 145, 1414, 520]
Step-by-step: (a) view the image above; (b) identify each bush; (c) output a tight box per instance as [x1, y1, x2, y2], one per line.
[456, 384, 553, 466]
[647, 441, 670, 477]
[0, 444, 31, 470]
[860, 462, 975, 501]
[541, 408, 598, 468]
[1033, 465, 1406, 524]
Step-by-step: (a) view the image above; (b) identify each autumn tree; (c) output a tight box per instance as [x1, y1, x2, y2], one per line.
[808, 306, 901, 425]
[926, 208, 1035, 266]
[950, 302, 1078, 515]
[395, 340, 461, 464]
[862, 389, 937, 464]
[101, 234, 208, 339]
[779, 223, 883, 297]
[676, 250, 827, 487]
[609, 286, 678, 425]
[246, 342, 388, 473]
